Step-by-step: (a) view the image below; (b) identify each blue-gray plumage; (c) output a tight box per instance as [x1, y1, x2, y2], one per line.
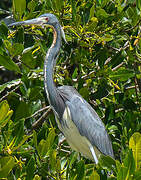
[9, 13, 114, 163]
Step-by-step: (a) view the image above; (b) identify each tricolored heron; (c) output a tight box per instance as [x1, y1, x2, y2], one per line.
[9, 14, 114, 164]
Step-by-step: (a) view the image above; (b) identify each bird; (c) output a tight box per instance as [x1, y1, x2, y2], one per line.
[9, 13, 114, 164]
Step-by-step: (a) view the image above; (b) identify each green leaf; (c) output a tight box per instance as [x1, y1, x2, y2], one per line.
[110, 52, 125, 68]
[26, 156, 35, 180]
[69, 152, 79, 169]
[123, 150, 135, 178]
[71, 0, 76, 22]
[86, 17, 98, 32]
[89, 4, 95, 19]
[0, 156, 15, 178]
[0, 23, 8, 39]
[38, 139, 48, 158]
[76, 160, 85, 180]
[116, 160, 121, 172]
[123, 98, 137, 110]
[133, 169, 141, 180]
[117, 150, 136, 180]
[49, 149, 57, 171]
[12, 43, 24, 57]
[33, 130, 38, 149]
[0, 100, 13, 128]
[0, 79, 21, 94]
[89, 170, 100, 180]
[117, 166, 128, 180]
[37, 128, 55, 157]
[13, 134, 32, 151]
[29, 87, 43, 101]
[56, 159, 61, 172]
[109, 67, 134, 81]
[72, 67, 78, 79]
[99, 154, 116, 172]
[96, 8, 109, 19]
[13, 0, 26, 18]
[136, 0, 141, 10]
[46, 128, 56, 150]
[0, 54, 21, 73]
[33, 175, 41, 180]
[102, 34, 113, 42]
[129, 132, 141, 169]
[14, 101, 31, 120]
[3, 41, 23, 57]
[79, 87, 89, 101]
[54, 0, 64, 12]
[27, 0, 37, 11]
[21, 51, 36, 69]
[96, 47, 108, 68]
[12, 119, 24, 146]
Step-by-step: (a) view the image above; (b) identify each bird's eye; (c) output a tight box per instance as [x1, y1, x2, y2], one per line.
[46, 18, 49, 21]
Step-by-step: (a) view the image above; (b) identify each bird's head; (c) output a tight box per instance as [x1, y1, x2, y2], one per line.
[8, 13, 67, 43]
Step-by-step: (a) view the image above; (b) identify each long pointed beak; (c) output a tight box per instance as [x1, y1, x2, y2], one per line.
[8, 17, 46, 27]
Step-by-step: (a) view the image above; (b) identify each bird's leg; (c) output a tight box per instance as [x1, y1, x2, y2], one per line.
[89, 145, 98, 164]
[58, 133, 66, 147]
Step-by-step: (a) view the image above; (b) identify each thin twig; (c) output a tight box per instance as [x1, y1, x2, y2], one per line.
[105, 41, 129, 66]
[133, 62, 141, 109]
[125, 85, 138, 90]
[105, 57, 112, 65]
[72, 70, 96, 83]
[134, 77, 140, 109]
[0, 85, 20, 102]
[112, 62, 125, 71]
[0, 8, 10, 14]
[32, 107, 52, 130]
[57, 148, 71, 154]
[115, 108, 124, 113]
[81, 70, 96, 80]
[29, 106, 50, 118]
[125, 19, 141, 32]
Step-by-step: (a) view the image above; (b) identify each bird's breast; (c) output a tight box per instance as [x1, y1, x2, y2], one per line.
[55, 105, 97, 160]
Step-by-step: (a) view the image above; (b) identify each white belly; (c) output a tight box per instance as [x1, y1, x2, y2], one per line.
[55, 106, 100, 160]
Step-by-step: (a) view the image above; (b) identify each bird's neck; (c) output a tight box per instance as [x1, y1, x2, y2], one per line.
[44, 23, 61, 112]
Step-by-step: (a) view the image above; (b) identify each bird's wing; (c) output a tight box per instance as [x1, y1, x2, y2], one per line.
[66, 94, 114, 157]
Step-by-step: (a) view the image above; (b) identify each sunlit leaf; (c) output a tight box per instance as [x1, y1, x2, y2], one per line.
[0, 54, 21, 73]
[13, 134, 32, 151]
[0, 100, 13, 128]
[33, 175, 41, 180]
[37, 139, 48, 158]
[86, 17, 98, 32]
[136, 0, 141, 10]
[96, 8, 109, 19]
[13, 0, 26, 18]
[129, 132, 141, 169]
[0, 156, 15, 178]
[89, 170, 100, 180]
[46, 128, 56, 150]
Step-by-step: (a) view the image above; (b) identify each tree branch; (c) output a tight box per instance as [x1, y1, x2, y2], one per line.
[0, 85, 20, 102]
[32, 107, 52, 130]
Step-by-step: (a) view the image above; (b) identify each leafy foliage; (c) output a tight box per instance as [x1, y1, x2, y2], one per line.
[0, 0, 141, 179]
